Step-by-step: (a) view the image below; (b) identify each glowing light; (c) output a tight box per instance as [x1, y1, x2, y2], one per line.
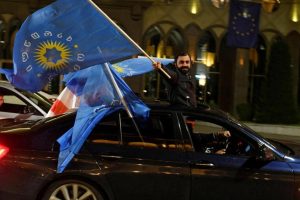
[188, 0, 201, 15]
[204, 52, 215, 67]
[198, 74, 207, 86]
[290, 2, 300, 22]
[0, 144, 9, 159]
[239, 57, 244, 66]
[156, 40, 164, 58]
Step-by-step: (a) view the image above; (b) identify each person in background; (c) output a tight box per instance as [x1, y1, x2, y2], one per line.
[153, 52, 197, 107]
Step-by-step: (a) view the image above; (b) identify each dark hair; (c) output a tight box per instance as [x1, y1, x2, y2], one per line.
[175, 52, 191, 63]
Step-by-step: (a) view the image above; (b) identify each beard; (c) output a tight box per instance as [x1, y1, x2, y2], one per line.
[179, 67, 190, 74]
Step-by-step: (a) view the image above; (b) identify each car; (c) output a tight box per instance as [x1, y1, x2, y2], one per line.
[37, 91, 58, 103]
[0, 81, 52, 124]
[0, 104, 299, 200]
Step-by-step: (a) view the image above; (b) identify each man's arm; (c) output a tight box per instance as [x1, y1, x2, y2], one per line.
[153, 62, 178, 83]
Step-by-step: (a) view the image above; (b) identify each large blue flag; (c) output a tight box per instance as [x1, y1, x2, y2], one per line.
[57, 64, 150, 173]
[227, 0, 261, 48]
[113, 57, 174, 77]
[2, 0, 141, 92]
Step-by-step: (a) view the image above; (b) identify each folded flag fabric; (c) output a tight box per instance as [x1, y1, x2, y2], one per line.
[46, 87, 80, 117]
[47, 56, 168, 117]
[3, 0, 141, 92]
[56, 64, 150, 172]
[57, 105, 120, 173]
[46, 66, 90, 117]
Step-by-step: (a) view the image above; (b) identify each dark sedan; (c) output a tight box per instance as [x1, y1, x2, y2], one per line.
[0, 104, 299, 200]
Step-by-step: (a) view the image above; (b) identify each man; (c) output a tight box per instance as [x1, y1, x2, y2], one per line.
[153, 52, 197, 107]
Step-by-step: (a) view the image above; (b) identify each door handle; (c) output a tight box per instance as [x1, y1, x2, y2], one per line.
[193, 162, 214, 168]
[101, 154, 123, 160]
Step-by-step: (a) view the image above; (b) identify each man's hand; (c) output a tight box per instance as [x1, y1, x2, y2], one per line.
[153, 62, 162, 70]
[219, 131, 231, 138]
[223, 130, 231, 137]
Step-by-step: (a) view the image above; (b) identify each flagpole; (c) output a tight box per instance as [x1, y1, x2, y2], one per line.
[88, 0, 171, 79]
[105, 63, 133, 119]
[104, 63, 144, 143]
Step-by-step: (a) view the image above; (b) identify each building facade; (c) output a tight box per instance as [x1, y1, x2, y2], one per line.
[1, 0, 300, 116]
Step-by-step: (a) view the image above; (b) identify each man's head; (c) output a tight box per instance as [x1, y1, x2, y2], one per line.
[175, 52, 192, 74]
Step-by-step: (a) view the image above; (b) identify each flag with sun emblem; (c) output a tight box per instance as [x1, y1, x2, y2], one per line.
[227, 0, 261, 48]
[3, 0, 141, 92]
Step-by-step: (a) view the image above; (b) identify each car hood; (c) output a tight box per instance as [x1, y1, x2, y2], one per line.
[284, 155, 300, 165]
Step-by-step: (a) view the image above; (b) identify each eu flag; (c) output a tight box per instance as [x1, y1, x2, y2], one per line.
[4, 0, 141, 92]
[227, 0, 261, 48]
[57, 64, 150, 173]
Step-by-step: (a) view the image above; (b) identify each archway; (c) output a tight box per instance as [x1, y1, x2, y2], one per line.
[142, 24, 185, 101]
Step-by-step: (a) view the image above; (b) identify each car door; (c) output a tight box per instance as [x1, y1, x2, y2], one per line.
[87, 110, 190, 200]
[179, 112, 295, 200]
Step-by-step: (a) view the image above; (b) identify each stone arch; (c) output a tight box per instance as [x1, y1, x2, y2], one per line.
[260, 29, 283, 49]
[165, 26, 185, 57]
[184, 23, 201, 60]
[142, 24, 164, 57]
[141, 21, 186, 101]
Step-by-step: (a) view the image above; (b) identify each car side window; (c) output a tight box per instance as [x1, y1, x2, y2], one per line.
[0, 87, 41, 115]
[122, 112, 183, 151]
[184, 115, 256, 156]
[88, 112, 121, 145]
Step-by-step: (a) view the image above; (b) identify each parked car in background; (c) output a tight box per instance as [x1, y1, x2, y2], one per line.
[0, 104, 299, 200]
[0, 81, 52, 124]
[37, 91, 58, 103]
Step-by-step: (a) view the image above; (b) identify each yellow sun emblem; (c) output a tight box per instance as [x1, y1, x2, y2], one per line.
[34, 40, 71, 71]
[112, 64, 125, 73]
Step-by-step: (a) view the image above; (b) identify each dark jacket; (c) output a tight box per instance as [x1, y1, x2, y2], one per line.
[159, 63, 197, 107]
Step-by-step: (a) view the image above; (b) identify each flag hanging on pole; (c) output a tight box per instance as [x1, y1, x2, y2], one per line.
[2, 0, 141, 92]
[227, 0, 261, 48]
[47, 56, 172, 117]
[56, 64, 150, 173]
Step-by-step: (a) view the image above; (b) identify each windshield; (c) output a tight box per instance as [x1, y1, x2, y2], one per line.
[225, 112, 294, 156]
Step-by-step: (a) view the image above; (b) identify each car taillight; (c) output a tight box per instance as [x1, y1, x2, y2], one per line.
[0, 144, 9, 159]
